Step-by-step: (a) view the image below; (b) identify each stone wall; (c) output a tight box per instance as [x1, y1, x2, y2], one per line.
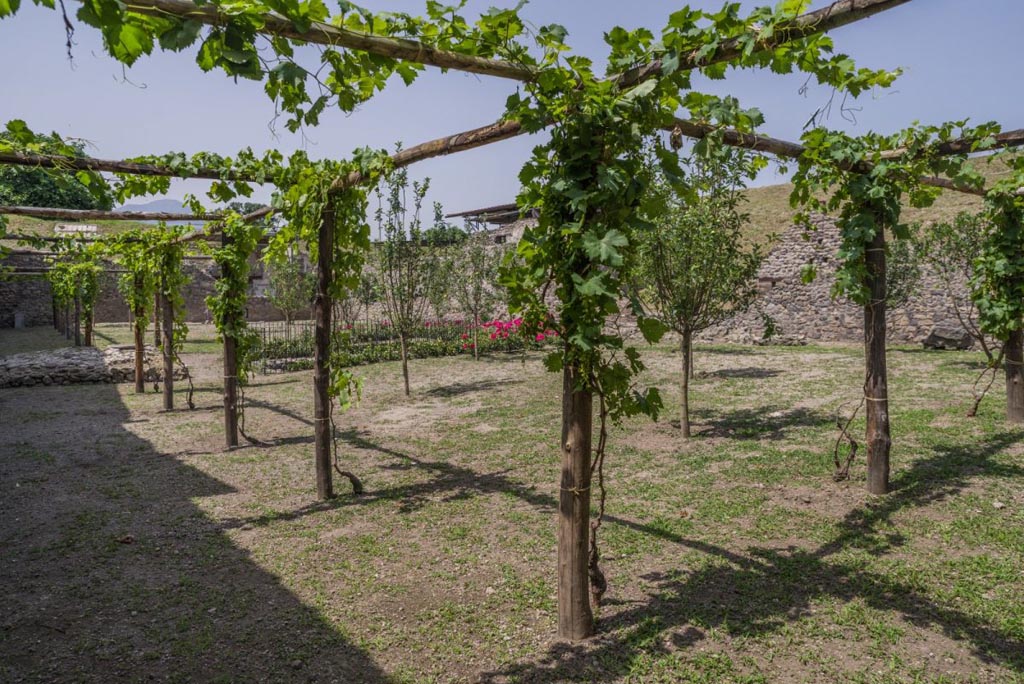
[703, 215, 968, 345]
[1, 251, 302, 328]
[0, 253, 52, 328]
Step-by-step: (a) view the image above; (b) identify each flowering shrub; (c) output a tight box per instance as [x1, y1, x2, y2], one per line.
[255, 316, 557, 372]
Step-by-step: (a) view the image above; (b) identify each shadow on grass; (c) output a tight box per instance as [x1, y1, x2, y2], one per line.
[692, 405, 832, 441]
[477, 429, 1024, 681]
[208, 393, 1024, 680]
[699, 367, 782, 380]
[0, 382, 391, 682]
[425, 378, 523, 398]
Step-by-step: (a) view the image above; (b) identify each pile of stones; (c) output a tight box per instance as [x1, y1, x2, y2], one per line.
[0, 345, 181, 388]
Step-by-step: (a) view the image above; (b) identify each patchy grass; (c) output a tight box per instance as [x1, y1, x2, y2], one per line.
[0, 325, 72, 355]
[90, 321, 224, 355]
[1, 338, 1022, 683]
[742, 157, 1012, 248]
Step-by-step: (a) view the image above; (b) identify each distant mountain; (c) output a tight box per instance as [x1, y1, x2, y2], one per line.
[115, 199, 188, 214]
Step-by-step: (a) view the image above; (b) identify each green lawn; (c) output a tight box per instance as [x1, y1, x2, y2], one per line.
[1, 339, 1022, 683]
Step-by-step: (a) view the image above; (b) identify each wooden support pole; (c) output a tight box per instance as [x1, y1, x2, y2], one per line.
[101, 0, 535, 82]
[313, 203, 335, 500]
[154, 291, 162, 348]
[558, 357, 595, 641]
[63, 304, 70, 339]
[864, 229, 892, 495]
[84, 307, 93, 346]
[1006, 329, 1024, 423]
[52, 295, 58, 330]
[73, 294, 82, 347]
[222, 232, 240, 448]
[161, 278, 174, 411]
[132, 274, 145, 394]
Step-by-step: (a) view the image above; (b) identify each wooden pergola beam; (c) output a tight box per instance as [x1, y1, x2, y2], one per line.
[669, 118, 1024, 197]
[109, 0, 534, 82]
[615, 0, 913, 89]
[0, 205, 224, 222]
[110, 0, 910, 94]
[0, 149, 263, 182]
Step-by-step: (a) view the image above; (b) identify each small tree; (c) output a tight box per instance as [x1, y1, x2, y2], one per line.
[916, 213, 994, 353]
[374, 168, 438, 396]
[455, 220, 507, 359]
[633, 147, 762, 438]
[267, 255, 314, 325]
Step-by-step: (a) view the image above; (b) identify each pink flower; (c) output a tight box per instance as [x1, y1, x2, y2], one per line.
[490, 332, 498, 340]
[460, 333, 468, 340]
[535, 333, 545, 342]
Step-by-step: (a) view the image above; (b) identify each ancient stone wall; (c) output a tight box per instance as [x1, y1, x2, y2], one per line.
[0, 253, 52, 328]
[703, 215, 968, 345]
[1, 252, 300, 328]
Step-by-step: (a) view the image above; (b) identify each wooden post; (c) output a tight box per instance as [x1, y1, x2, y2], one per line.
[313, 203, 335, 500]
[557, 356, 595, 641]
[680, 329, 692, 438]
[154, 290, 162, 348]
[222, 232, 240, 448]
[864, 229, 891, 495]
[1006, 329, 1024, 423]
[161, 277, 174, 411]
[52, 296, 58, 330]
[84, 309, 93, 347]
[64, 304, 70, 339]
[73, 294, 82, 347]
[132, 274, 145, 394]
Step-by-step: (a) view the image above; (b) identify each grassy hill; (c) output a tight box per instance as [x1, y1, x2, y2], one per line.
[741, 156, 1013, 247]
[2, 214, 152, 239]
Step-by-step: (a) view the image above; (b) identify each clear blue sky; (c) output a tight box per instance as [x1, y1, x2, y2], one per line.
[1, 0, 1022, 214]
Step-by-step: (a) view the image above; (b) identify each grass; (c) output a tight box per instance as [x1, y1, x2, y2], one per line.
[741, 156, 1012, 248]
[1, 337, 1023, 682]
[1, 214, 152, 238]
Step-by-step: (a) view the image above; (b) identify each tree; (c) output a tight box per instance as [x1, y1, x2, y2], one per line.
[374, 168, 439, 396]
[971, 184, 1024, 424]
[455, 220, 507, 360]
[267, 255, 314, 325]
[633, 147, 762, 438]
[0, 133, 112, 210]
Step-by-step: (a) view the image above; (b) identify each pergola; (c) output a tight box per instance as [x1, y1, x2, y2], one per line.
[2, 0, 1023, 642]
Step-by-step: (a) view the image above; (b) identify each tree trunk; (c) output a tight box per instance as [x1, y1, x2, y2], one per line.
[313, 204, 335, 501]
[161, 282, 174, 411]
[64, 305, 70, 339]
[473, 316, 479, 361]
[399, 331, 411, 396]
[73, 294, 82, 347]
[688, 337, 695, 380]
[52, 297, 58, 330]
[133, 312, 145, 394]
[680, 330, 692, 438]
[1006, 328, 1024, 423]
[557, 356, 595, 641]
[864, 229, 891, 496]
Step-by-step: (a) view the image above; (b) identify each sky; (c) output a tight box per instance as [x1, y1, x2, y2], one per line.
[0, 0, 1022, 217]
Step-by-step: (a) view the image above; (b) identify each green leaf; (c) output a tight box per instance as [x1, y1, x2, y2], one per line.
[0, 0, 21, 18]
[158, 19, 202, 51]
[582, 228, 628, 266]
[620, 78, 656, 102]
[636, 316, 669, 344]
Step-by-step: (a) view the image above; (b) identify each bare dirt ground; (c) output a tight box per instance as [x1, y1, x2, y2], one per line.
[1, 328, 1023, 683]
